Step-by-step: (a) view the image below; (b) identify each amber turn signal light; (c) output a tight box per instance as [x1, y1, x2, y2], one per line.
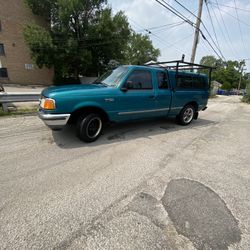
[40, 98, 56, 110]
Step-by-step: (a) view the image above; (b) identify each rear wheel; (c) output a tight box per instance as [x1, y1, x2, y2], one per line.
[76, 113, 103, 142]
[177, 105, 195, 125]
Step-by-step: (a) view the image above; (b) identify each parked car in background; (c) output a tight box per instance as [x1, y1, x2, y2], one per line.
[38, 61, 212, 142]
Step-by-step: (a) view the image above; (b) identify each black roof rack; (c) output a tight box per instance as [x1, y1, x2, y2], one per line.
[144, 60, 214, 70]
[144, 59, 216, 86]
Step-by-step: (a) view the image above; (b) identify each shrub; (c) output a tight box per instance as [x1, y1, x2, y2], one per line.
[242, 84, 250, 103]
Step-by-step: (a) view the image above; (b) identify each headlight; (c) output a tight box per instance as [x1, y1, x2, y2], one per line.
[40, 97, 56, 110]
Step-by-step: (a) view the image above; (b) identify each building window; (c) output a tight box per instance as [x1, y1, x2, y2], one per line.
[25, 64, 34, 70]
[0, 68, 8, 78]
[0, 44, 5, 56]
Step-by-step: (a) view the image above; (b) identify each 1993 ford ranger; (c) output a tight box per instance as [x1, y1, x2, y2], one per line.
[38, 60, 212, 142]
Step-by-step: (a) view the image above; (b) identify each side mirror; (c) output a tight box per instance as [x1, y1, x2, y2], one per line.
[121, 80, 133, 92]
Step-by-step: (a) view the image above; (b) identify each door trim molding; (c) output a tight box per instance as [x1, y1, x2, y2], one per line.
[170, 107, 183, 110]
[118, 108, 169, 116]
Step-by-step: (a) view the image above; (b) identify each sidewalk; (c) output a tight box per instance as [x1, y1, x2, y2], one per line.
[2, 84, 45, 94]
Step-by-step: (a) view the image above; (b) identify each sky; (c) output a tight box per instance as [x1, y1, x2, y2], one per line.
[108, 0, 250, 72]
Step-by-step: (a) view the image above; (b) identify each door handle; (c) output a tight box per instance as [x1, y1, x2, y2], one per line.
[104, 98, 114, 102]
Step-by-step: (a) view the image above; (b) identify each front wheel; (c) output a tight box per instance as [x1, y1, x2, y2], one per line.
[76, 113, 103, 142]
[177, 105, 195, 126]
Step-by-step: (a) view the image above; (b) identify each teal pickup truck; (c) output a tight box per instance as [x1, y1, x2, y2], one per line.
[38, 60, 212, 142]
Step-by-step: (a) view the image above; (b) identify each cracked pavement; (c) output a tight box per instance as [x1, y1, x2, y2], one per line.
[0, 96, 250, 249]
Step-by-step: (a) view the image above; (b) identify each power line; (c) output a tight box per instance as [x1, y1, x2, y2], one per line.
[147, 22, 186, 34]
[233, 0, 248, 56]
[112, 7, 194, 58]
[160, 33, 194, 51]
[170, 0, 226, 60]
[114, 5, 189, 54]
[124, 14, 191, 56]
[199, 30, 224, 60]
[147, 11, 197, 37]
[211, 1, 238, 59]
[214, 6, 250, 27]
[135, 21, 185, 32]
[155, 0, 225, 61]
[210, 1, 250, 13]
[151, 32, 192, 57]
[172, 0, 225, 60]
[172, 0, 200, 21]
[155, 0, 195, 27]
[135, 22, 186, 36]
[200, 37, 213, 55]
[204, 0, 221, 52]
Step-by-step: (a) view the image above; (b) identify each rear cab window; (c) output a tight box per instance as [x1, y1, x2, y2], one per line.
[176, 74, 208, 90]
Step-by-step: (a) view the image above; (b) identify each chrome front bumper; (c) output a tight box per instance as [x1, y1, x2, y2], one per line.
[38, 111, 70, 130]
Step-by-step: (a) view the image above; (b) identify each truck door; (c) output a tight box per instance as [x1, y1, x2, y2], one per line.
[117, 69, 157, 120]
[154, 70, 172, 116]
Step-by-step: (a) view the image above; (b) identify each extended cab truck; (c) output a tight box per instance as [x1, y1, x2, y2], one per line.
[38, 61, 212, 142]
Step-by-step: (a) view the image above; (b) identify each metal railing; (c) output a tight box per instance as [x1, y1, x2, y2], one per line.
[0, 93, 40, 112]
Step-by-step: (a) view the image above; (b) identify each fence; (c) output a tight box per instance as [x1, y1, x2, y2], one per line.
[0, 93, 40, 112]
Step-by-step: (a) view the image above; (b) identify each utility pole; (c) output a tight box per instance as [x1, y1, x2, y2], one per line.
[237, 65, 244, 94]
[190, 0, 204, 64]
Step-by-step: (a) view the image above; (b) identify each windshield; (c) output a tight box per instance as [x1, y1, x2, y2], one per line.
[94, 66, 128, 87]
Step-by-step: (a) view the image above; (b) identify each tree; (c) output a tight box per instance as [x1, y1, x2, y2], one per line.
[199, 55, 247, 90]
[24, 24, 55, 68]
[24, 0, 130, 81]
[124, 32, 160, 65]
[24, 0, 160, 82]
[221, 82, 231, 91]
[25, 0, 56, 21]
[200, 55, 219, 68]
[87, 8, 130, 74]
[246, 83, 250, 102]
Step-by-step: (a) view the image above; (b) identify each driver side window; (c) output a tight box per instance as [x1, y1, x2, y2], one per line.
[126, 70, 152, 90]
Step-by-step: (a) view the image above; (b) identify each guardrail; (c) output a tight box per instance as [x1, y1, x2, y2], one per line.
[0, 93, 40, 112]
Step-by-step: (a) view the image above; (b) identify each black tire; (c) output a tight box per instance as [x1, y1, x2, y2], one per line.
[177, 104, 195, 126]
[76, 113, 103, 143]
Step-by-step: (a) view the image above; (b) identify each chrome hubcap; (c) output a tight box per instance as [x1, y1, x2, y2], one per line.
[86, 117, 102, 139]
[183, 107, 194, 123]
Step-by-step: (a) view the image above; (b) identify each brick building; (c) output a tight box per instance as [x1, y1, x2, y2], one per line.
[0, 0, 53, 86]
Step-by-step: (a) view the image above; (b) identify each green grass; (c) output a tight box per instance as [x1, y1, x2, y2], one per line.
[0, 107, 38, 117]
[242, 86, 250, 104]
[242, 96, 250, 104]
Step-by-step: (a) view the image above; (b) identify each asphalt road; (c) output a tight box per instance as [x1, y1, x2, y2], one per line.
[0, 96, 250, 249]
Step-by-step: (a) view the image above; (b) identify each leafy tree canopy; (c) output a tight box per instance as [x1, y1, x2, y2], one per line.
[125, 32, 161, 65]
[199, 55, 249, 90]
[24, 0, 160, 82]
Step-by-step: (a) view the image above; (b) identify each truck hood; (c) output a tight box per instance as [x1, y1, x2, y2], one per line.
[42, 84, 108, 98]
